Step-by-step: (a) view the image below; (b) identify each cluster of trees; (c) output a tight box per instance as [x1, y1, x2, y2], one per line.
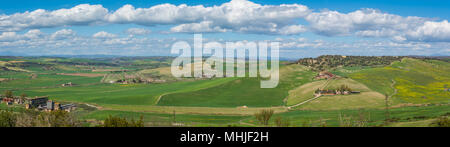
[297, 55, 406, 71]
[254, 109, 274, 126]
[0, 109, 81, 127]
[336, 85, 352, 92]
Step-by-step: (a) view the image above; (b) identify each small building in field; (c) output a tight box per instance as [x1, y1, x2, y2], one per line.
[61, 82, 74, 87]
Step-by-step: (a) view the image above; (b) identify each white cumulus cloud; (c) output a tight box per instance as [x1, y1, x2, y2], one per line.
[51, 29, 76, 40]
[0, 4, 108, 32]
[0, 0, 449, 42]
[405, 20, 450, 42]
[305, 8, 426, 37]
[93, 31, 117, 38]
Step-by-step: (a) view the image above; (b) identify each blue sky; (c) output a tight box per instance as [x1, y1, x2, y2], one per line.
[0, 0, 449, 58]
[2, 0, 450, 18]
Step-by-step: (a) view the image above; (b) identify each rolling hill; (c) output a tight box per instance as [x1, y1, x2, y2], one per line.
[350, 58, 450, 104]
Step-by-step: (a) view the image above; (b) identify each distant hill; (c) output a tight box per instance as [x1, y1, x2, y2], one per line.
[297, 55, 407, 71]
[297, 55, 449, 71]
[350, 58, 450, 104]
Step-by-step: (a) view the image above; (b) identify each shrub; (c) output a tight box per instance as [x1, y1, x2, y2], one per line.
[102, 115, 144, 127]
[0, 110, 16, 127]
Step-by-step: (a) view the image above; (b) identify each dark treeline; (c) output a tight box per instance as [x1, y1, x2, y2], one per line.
[297, 55, 406, 71]
[298, 55, 450, 71]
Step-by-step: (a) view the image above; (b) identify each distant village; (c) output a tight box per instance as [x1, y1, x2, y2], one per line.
[0, 95, 76, 112]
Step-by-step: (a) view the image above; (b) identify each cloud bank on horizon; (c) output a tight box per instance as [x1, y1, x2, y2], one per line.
[0, 0, 449, 57]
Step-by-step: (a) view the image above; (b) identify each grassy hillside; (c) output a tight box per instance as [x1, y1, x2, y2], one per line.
[157, 64, 316, 107]
[350, 58, 450, 104]
[286, 77, 378, 107]
[286, 80, 327, 106]
[297, 92, 385, 110]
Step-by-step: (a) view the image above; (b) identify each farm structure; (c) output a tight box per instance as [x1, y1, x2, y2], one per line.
[24, 96, 49, 108]
[45, 100, 77, 112]
[315, 71, 336, 80]
[2, 97, 14, 105]
[61, 82, 75, 87]
[1, 96, 48, 107]
[314, 89, 360, 97]
[1, 95, 76, 112]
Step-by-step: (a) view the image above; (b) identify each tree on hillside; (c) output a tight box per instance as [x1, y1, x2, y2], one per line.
[255, 109, 274, 126]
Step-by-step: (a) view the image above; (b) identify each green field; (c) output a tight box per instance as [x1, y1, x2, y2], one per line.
[296, 92, 385, 110]
[157, 64, 316, 107]
[80, 110, 249, 126]
[243, 104, 450, 127]
[10, 77, 236, 106]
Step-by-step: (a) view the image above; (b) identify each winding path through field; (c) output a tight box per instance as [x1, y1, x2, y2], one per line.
[287, 95, 321, 109]
[287, 79, 332, 109]
[389, 79, 398, 98]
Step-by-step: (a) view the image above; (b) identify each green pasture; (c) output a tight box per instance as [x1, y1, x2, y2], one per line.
[157, 64, 316, 107]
